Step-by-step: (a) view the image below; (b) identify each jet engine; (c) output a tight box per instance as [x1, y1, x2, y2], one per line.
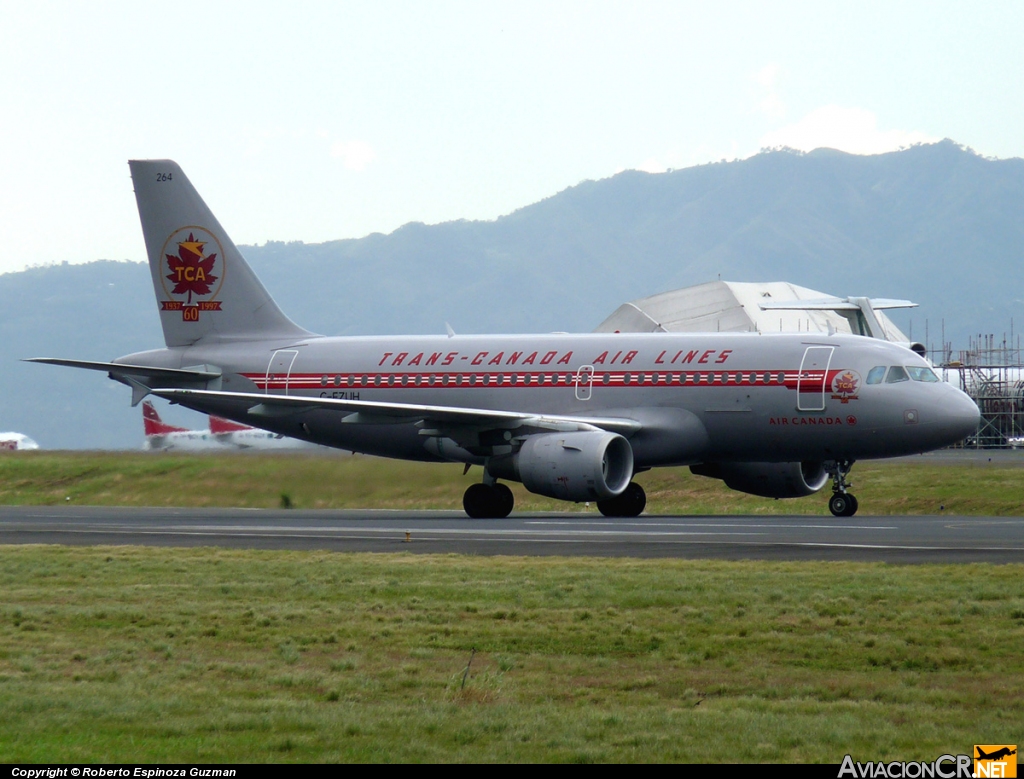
[690, 461, 829, 499]
[489, 431, 634, 502]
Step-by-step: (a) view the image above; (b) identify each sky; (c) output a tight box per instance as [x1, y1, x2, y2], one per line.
[1, 0, 1022, 275]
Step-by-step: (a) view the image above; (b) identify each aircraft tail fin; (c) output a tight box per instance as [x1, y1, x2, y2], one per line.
[129, 160, 313, 348]
[209, 415, 251, 434]
[143, 401, 189, 436]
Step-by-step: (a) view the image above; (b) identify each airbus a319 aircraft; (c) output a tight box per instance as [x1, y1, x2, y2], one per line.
[30, 161, 980, 518]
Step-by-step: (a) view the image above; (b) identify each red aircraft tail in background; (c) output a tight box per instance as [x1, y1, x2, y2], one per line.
[208, 415, 251, 434]
[142, 401, 189, 436]
[142, 400, 317, 452]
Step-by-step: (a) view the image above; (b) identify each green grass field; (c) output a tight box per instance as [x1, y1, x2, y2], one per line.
[0, 450, 1022, 515]
[0, 452, 1022, 762]
[1, 547, 1022, 763]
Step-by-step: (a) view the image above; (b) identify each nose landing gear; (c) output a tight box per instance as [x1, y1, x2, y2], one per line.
[828, 491, 859, 517]
[826, 459, 858, 517]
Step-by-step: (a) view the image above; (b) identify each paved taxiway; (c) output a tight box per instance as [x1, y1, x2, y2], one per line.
[1, 506, 1022, 563]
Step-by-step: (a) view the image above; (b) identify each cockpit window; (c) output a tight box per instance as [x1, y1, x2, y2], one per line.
[866, 366, 886, 385]
[907, 366, 940, 382]
[885, 366, 910, 383]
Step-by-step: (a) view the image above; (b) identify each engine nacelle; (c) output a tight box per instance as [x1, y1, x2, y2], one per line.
[490, 431, 634, 502]
[690, 461, 829, 499]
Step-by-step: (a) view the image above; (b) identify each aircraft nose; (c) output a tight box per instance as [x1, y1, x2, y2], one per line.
[942, 389, 981, 443]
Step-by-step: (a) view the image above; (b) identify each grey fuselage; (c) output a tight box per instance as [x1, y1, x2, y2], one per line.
[118, 330, 980, 468]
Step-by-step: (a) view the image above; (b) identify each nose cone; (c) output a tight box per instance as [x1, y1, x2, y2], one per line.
[939, 389, 981, 445]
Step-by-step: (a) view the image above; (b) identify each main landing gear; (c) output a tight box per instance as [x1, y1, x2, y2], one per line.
[462, 480, 648, 519]
[463, 482, 514, 519]
[826, 460, 858, 517]
[597, 482, 647, 518]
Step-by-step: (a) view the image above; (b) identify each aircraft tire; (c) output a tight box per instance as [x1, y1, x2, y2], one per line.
[463, 483, 491, 519]
[463, 483, 514, 519]
[597, 482, 646, 518]
[493, 483, 515, 518]
[828, 493, 858, 517]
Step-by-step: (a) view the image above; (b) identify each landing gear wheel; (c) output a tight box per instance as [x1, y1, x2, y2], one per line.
[493, 483, 514, 518]
[597, 482, 647, 518]
[463, 483, 514, 519]
[826, 459, 858, 517]
[828, 492, 858, 517]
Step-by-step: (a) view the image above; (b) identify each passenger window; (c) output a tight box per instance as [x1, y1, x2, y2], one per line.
[866, 366, 886, 384]
[885, 366, 909, 383]
[907, 366, 940, 382]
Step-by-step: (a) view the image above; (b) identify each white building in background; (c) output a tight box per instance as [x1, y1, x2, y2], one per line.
[594, 280, 924, 356]
[0, 433, 40, 451]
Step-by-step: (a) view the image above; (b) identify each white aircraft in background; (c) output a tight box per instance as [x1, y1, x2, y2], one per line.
[143, 401, 316, 451]
[30, 160, 980, 518]
[0, 433, 40, 451]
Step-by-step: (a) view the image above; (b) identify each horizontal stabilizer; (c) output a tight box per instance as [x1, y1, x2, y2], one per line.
[26, 358, 223, 406]
[25, 358, 222, 382]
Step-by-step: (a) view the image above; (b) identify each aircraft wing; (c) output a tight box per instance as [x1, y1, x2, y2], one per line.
[150, 387, 642, 437]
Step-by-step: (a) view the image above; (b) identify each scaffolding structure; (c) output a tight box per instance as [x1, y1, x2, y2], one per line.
[935, 331, 1024, 448]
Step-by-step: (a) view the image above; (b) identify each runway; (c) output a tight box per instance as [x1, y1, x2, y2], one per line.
[1, 506, 1023, 563]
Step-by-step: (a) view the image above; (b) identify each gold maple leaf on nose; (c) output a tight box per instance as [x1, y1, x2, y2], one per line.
[834, 372, 858, 393]
[166, 233, 218, 302]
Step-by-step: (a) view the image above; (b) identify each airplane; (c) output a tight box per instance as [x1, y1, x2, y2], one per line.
[0, 433, 40, 451]
[142, 400, 319, 451]
[28, 160, 981, 518]
[142, 400, 222, 450]
[976, 747, 1016, 761]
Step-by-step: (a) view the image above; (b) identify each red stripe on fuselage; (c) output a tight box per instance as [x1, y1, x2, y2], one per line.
[243, 369, 838, 392]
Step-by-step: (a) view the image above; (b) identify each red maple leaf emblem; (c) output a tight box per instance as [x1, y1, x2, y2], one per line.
[166, 233, 218, 303]
[833, 372, 858, 395]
